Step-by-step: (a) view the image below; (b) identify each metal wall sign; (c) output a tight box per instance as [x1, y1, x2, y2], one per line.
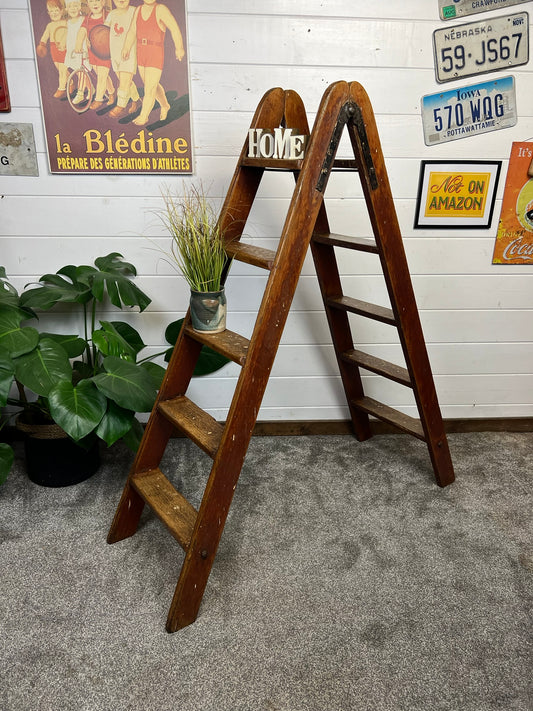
[439, 0, 531, 22]
[433, 12, 529, 83]
[493, 142, 533, 264]
[0, 123, 38, 176]
[422, 75, 517, 145]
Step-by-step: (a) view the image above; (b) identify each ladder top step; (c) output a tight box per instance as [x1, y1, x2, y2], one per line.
[313, 232, 378, 254]
[241, 157, 357, 172]
[241, 156, 304, 171]
[158, 395, 223, 459]
[352, 397, 425, 440]
[184, 325, 249, 366]
[225, 240, 276, 270]
[131, 468, 198, 550]
[327, 296, 396, 326]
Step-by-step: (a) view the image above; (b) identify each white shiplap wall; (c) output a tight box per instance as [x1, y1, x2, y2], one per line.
[1, 0, 532, 422]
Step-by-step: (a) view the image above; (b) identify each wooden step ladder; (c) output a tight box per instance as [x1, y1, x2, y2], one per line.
[107, 81, 454, 632]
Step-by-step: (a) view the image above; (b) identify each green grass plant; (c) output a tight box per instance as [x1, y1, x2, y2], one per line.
[160, 185, 229, 293]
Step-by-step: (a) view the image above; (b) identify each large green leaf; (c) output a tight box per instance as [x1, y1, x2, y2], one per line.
[95, 400, 135, 446]
[40, 332, 86, 358]
[78, 253, 151, 311]
[92, 321, 144, 360]
[140, 361, 166, 390]
[121, 417, 144, 451]
[0, 269, 20, 307]
[0, 348, 15, 407]
[0, 307, 39, 358]
[19, 273, 91, 309]
[48, 380, 107, 441]
[92, 356, 157, 412]
[0, 442, 14, 485]
[14, 337, 72, 397]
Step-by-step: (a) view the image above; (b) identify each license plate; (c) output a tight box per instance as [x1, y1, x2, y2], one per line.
[433, 12, 529, 83]
[439, 0, 531, 21]
[422, 76, 517, 145]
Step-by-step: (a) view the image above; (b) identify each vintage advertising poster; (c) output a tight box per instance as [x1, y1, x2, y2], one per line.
[493, 142, 533, 264]
[29, 0, 192, 174]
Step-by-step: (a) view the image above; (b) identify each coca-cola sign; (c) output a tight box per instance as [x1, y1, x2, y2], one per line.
[493, 142, 533, 264]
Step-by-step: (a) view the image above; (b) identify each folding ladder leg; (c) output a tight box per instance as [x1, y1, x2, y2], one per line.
[346, 82, 454, 486]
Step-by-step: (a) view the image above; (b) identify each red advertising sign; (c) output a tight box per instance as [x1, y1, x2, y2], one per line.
[493, 142, 533, 264]
[29, 0, 192, 174]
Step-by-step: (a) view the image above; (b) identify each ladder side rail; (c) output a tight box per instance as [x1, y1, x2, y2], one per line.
[345, 82, 454, 486]
[306, 83, 373, 441]
[108, 88, 296, 545]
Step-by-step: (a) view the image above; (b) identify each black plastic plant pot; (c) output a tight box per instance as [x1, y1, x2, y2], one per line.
[23, 434, 100, 487]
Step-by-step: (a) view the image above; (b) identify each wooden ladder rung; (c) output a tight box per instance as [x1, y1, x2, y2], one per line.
[332, 158, 358, 171]
[225, 241, 277, 270]
[158, 395, 223, 458]
[313, 232, 379, 254]
[352, 396, 425, 440]
[241, 156, 304, 171]
[341, 348, 412, 387]
[184, 325, 250, 366]
[326, 295, 396, 325]
[131, 468, 198, 550]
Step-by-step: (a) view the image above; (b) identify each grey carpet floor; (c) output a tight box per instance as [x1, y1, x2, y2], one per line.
[1, 432, 531, 711]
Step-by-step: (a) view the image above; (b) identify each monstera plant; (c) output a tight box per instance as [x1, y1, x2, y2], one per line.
[0, 253, 227, 484]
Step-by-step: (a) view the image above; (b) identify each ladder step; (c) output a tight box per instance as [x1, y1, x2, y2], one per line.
[158, 395, 223, 458]
[241, 156, 304, 171]
[240, 157, 355, 172]
[352, 396, 425, 440]
[341, 349, 412, 387]
[326, 296, 396, 325]
[332, 158, 358, 171]
[131, 468, 198, 550]
[313, 232, 378, 254]
[225, 241, 276, 270]
[184, 325, 250, 366]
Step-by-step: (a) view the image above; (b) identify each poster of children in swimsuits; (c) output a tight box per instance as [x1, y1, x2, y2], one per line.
[29, 0, 193, 174]
[492, 142, 533, 265]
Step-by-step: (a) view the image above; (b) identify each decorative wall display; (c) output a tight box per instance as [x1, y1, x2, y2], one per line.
[492, 142, 533, 264]
[433, 12, 529, 83]
[29, 0, 192, 174]
[439, 0, 531, 21]
[0, 24, 10, 111]
[422, 75, 516, 145]
[414, 160, 501, 228]
[0, 123, 38, 175]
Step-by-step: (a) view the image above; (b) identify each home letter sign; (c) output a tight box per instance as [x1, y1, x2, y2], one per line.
[248, 128, 308, 159]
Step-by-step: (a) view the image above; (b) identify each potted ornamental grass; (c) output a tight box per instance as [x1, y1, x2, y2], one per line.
[158, 184, 231, 333]
[0, 253, 228, 487]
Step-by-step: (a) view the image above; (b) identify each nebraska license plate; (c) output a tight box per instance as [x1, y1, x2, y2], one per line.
[421, 75, 517, 145]
[439, 0, 531, 21]
[433, 12, 529, 83]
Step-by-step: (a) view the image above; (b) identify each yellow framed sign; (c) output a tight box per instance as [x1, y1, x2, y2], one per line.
[414, 160, 501, 228]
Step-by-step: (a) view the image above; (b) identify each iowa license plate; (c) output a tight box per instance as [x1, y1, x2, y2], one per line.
[439, 0, 531, 21]
[433, 12, 529, 83]
[422, 75, 517, 145]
